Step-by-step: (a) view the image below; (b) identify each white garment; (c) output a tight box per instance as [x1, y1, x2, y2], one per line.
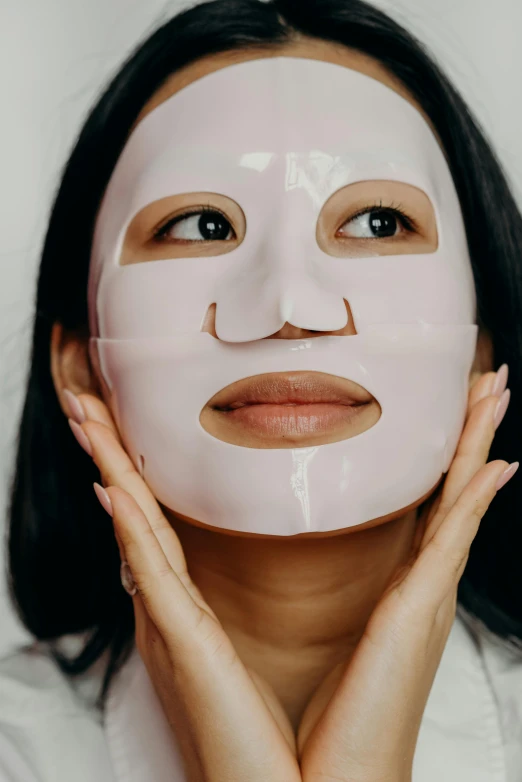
[0, 607, 521, 782]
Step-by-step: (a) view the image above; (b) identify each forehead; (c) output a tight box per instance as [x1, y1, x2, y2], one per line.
[135, 55, 433, 148]
[135, 42, 426, 126]
[117, 56, 445, 196]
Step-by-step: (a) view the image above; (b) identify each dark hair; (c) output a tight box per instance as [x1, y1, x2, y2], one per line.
[6, 0, 522, 706]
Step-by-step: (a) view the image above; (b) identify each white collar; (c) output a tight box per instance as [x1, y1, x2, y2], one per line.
[103, 609, 508, 782]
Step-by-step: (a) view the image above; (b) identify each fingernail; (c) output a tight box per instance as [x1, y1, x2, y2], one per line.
[63, 389, 86, 425]
[93, 482, 113, 517]
[492, 364, 509, 397]
[68, 419, 92, 457]
[496, 461, 519, 491]
[120, 560, 137, 596]
[494, 388, 511, 431]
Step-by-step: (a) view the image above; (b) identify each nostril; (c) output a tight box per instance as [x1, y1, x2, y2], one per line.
[200, 303, 218, 338]
[336, 298, 357, 336]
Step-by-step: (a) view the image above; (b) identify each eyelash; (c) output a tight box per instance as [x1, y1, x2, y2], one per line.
[340, 201, 416, 234]
[153, 203, 224, 241]
[152, 201, 417, 241]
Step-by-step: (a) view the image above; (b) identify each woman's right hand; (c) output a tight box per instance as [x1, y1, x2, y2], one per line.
[68, 393, 301, 782]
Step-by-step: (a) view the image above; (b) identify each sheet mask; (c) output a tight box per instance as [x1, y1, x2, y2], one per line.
[88, 57, 477, 535]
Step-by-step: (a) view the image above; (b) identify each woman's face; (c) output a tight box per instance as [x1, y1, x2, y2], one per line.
[119, 39, 445, 452]
[53, 37, 492, 537]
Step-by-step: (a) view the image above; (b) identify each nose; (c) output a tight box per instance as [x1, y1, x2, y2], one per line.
[271, 299, 357, 338]
[212, 273, 351, 341]
[201, 299, 357, 339]
[210, 188, 352, 342]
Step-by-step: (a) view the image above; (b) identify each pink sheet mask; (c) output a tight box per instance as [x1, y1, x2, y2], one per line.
[88, 57, 477, 535]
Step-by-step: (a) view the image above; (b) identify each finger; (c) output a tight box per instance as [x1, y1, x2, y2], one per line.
[467, 370, 496, 411]
[467, 365, 508, 413]
[421, 392, 502, 547]
[98, 486, 173, 657]
[107, 485, 202, 647]
[399, 459, 513, 610]
[76, 392, 120, 436]
[83, 420, 188, 577]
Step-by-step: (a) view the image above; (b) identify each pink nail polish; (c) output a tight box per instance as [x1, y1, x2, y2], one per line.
[494, 388, 511, 431]
[94, 482, 113, 517]
[68, 419, 92, 457]
[63, 389, 86, 424]
[492, 364, 509, 397]
[496, 461, 519, 491]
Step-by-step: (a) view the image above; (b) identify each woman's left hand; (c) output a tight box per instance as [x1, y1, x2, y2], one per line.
[296, 368, 517, 782]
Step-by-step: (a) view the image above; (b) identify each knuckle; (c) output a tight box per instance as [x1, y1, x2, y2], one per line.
[434, 498, 452, 520]
[139, 524, 158, 545]
[431, 539, 466, 576]
[120, 459, 138, 479]
[155, 564, 174, 581]
[469, 497, 491, 521]
[177, 569, 193, 590]
[429, 538, 446, 557]
[131, 573, 156, 603]
[455, 554, 470, 581]
[448, 551, 467, 575]
[133, 561, 172, 593]
[149, 510, 169, 533]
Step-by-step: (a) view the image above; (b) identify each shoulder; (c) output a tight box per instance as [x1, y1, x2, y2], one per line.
[0, 638, 104, 723]
[430, 606, 522, 781]
[459, 607, 522, 768]
[0, 641, 114, 782]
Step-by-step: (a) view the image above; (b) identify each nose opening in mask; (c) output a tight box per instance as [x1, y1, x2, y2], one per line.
[200, 303, 218, 338]
[199, 299, 358, 341]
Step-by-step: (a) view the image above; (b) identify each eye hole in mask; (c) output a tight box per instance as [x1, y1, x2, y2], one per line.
[316, 179, 438, 258]
[120, 192, 246, 264]
[119, 180, 437, 265]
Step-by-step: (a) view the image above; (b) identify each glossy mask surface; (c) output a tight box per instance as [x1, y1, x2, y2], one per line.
[89, 57, 477, 535]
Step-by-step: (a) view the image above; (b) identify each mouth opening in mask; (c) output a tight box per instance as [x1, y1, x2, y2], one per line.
[199, 370, 382, 449]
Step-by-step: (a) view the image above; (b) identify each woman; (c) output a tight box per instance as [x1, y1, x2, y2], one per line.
[2, 0, 522, 780]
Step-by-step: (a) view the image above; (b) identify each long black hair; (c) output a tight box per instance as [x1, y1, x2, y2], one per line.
[6, 0, 522, 706]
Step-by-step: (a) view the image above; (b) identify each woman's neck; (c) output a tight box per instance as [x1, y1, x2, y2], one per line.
[169, 510, 419, 726]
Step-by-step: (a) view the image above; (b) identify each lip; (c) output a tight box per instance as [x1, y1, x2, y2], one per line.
[209, 372, 373, 410]
[202, 372, 380, 448]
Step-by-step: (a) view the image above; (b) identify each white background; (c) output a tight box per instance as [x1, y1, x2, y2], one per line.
[1, 0, 521, 656]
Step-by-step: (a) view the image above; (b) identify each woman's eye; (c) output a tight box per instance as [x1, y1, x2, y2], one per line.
[337, 209, 408, 239]
[155, 210, 234, 242]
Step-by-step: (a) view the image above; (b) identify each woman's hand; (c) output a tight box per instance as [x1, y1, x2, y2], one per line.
[66, 393, 301, 782]
[67, 364, 516, 782]
[296, 366, 517, 782]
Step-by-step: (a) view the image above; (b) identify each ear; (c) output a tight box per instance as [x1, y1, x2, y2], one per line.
[50, 322, 101, 419]
[469, 326, 494, 390]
